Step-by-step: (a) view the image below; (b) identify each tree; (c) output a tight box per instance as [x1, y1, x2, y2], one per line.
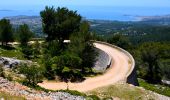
[50, 53, 82, 81]
[32, 40, 41, 58]
[107, 34, 131, 49]
[0, 19, 13, 46]
[40, 6, 82, 48]
[21, 45, 33, 59]
[140, 43, 162, 83]
[69, 21, 98, 73]
[161, 61, 170, 80]
[17, 24, 33, 46]
[19, 64, 44, 86]
[41, 40, 62, 80]
[40, 7, 98, 81]
[43, 40, 61, 57]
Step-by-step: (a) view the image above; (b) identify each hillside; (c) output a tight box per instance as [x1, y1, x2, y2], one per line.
[138, 15, 170, 25]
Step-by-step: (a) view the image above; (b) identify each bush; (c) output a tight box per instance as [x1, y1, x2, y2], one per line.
[138, 78, 170, 97]
[102, 97, 113, 100]
[0, 64, 5, 77]
[59, 90, 87, 97]
[87, 95, 100, 100]
[50, 53, 83, 81]
[6, 74, 13, 81]
[21, 46, 33, 59]
[107, 34, 131, 50]
[18, 64, 44, 86]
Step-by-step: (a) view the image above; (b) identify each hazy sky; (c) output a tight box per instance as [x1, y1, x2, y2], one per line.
[0, 0, 170, 20]
[1, 0, 170, 7]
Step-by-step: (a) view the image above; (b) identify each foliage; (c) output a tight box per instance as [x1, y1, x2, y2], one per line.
[138, 78, 170, 97]
[161, 59, 170, 80]
[51, 53, 82, 70]
[40, 7, 98, 82]
[41, 40, 61, 80]
[69, 21, 98, 74]
[0, 19, 13, 46]
[86, 95, 100, 100]
[32, 40, 41, 58]
[0, 46, 25, 60]
[90, 20, 170, 44]
[21, 45, 33, 59]
[50, 53, 83, 81]
[17, 24, 33, 46]
[59, 90, 87, 97]
[18, 64, 44, 86]
[0, 64, 5, 77]
[42, 56, 55, 80]
[139, 42, 162, 83]
[107, 34, 131, 50]
[40, 6, 81, 48]
[42, 40, 61, 57]
[132, 42, 170, 83]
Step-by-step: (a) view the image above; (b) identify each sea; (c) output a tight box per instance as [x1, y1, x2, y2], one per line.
[0, 5, 170, 21]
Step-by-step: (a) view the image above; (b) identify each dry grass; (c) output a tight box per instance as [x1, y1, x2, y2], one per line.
[86, 83, 156, 100]
[0, 92, 25, 100]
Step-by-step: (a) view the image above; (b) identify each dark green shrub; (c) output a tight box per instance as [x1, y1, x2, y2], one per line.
[87, 95, 100, 100]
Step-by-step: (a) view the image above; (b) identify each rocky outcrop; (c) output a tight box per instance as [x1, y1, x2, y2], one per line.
[0, 57, 32, 68]
[162, 80, 170, 86]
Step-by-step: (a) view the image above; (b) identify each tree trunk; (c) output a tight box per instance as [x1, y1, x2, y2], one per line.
[148, 63, 153, 82]
[59, 38, 65, 50]
[6, 42, 7, 46]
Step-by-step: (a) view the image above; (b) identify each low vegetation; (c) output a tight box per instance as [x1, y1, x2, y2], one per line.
[18, 64, 44, 86]
[0, 92, 25, 100]
[0, 46, 25, 60]
[87, 83, 155, 100]
[138, 78, 170, 97]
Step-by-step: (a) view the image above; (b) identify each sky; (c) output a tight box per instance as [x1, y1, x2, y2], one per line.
[0, 0, 170, 21]
[0, 0, 170, 7]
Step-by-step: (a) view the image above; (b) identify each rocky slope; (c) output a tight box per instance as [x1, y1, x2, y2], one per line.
[0, 77, 85, 100]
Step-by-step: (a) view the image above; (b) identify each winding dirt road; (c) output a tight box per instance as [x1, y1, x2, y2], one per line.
[38, 42, 134, 92]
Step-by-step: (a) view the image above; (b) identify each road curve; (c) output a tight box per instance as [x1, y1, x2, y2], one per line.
[38, 42, 134, 92]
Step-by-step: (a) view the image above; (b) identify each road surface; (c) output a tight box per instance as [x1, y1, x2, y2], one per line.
[38, 42, 134, 92]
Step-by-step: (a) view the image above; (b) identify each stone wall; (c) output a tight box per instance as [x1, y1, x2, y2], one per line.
[93, 48, 112, 72]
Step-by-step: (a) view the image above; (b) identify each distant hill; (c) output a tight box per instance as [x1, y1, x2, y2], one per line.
[138, 15, 170, 25]
[3, 15, 170, 37]
[5, 16, 43, 37]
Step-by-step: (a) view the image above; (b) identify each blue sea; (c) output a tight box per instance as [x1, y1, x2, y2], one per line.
[0, 5, 170, 21]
